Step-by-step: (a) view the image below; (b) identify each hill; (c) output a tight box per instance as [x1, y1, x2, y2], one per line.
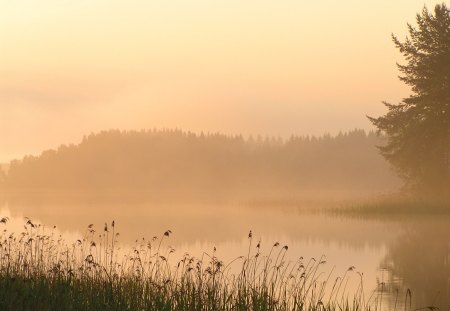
[1, 129, 399, 200]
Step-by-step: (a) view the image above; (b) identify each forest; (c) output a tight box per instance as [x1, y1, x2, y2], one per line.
[0, 129, 398, 200]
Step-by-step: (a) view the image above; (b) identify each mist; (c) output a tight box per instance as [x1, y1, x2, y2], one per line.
[0, 1, 449, 310]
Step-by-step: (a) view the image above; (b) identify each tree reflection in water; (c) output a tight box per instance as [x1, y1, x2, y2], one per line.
[382, 217, 450, 310]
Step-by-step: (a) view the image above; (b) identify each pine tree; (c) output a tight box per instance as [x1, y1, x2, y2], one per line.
[369, 3, 450, 195]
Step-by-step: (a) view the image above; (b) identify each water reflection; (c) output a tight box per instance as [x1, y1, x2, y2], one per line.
[1, 193, 448, 309]
[382, 217, 450, 310]
[2, 193, 397, 248]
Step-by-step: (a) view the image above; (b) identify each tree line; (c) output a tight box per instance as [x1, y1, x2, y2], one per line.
[0, 129, 398, 199]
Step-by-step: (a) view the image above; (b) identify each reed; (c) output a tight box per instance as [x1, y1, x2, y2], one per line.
[0, 218, 404, 310]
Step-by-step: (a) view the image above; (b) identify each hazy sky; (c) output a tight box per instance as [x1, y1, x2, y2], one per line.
[0, 0, 442, 162]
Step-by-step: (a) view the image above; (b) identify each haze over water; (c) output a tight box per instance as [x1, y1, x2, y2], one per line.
[1, 1, 449, 310]
[0, 195, 449, 309]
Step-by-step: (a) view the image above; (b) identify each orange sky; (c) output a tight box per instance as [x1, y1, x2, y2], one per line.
[0, 0, 442, 162]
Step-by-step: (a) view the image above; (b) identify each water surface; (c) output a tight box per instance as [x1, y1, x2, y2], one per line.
[0, 194, 448, 309]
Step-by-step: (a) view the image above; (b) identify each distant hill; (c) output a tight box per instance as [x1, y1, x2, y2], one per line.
[0, 163, 10, 173]
[0, 164, 6, 186]
[1, 129, 399, 200]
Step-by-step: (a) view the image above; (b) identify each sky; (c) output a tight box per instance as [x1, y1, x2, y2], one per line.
[0, 0, 443, 162]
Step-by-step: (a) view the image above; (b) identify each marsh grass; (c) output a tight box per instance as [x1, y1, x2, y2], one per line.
[0, 218, 417, 311]
[329, 196, 450, 220]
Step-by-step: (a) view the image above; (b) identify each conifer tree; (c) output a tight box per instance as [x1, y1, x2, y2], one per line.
[369, 3, 450, 195]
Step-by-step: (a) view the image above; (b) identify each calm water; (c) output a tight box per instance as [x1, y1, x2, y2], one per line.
[0, 194, 449, 310]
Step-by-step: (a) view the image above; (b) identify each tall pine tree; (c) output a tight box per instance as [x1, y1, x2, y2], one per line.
[369, 3, 450, 196]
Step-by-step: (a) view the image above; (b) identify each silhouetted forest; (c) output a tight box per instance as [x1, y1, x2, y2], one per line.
[0, 129, 399, 199]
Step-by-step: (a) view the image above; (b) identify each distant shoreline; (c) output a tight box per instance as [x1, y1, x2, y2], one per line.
[0, 163, 9, 174]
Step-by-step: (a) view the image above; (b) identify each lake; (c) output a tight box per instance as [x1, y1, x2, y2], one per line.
[0, 194, 448, 310]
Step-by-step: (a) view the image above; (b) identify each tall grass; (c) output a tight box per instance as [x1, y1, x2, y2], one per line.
[329, 196, 450, 220]
[0, 218, 402, 310]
